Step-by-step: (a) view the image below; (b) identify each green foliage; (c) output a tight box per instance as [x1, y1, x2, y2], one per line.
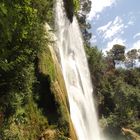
[107, 44, 126, 63]
[86, 45, 140, 139]
[0, 63, 48, 140]
[0, 0, 57, 139]
[127, 49, 138, 60]
[38, 48, 55, 81]
[73, 0, 80, 13]
[86, 46, 107, 83]
[0, 0, 72, 139]
[32, 0, 54, 25]
[78, 0, 92, 45]
[126, 49, 139, 67]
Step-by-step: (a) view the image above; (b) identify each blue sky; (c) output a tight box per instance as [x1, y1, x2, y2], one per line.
[87, 0, 140, 53]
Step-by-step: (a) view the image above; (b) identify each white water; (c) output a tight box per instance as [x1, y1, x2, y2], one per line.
[55, 0, 101, 140]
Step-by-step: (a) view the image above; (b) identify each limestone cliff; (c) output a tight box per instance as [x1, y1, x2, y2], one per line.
[38, 24, 77, 140]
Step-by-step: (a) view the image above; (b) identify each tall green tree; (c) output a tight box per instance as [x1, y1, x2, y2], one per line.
[126, 49, 138, 67]
[77, 0, 92, 44]
[107, 44, 126, 66]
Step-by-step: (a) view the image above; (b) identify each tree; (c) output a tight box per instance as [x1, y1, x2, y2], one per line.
[127, 49, 138, 67]
[127, 49, 138, 60]
[80, 0, 92, 15]
[138, 49, 140, 61]
[77, 0, 92, 45]
[107, 44, 126, 66]
[0, 0, 54, 139]
[85, 43, 140, 138]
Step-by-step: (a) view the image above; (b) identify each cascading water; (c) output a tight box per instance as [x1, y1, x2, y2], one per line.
[55, 0, 101, 139]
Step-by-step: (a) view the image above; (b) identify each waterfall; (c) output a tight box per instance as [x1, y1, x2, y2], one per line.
[55, 0, 101, 139]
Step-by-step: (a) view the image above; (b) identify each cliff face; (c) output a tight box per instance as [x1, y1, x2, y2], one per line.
[39, 0, 78, 137]
[63, 0, 74, 22]
[38, 23, 77, 140]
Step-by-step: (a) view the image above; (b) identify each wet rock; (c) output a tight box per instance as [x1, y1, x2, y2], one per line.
[63, 0, 74, 22]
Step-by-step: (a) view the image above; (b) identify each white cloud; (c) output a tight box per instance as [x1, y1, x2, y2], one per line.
[124, 20, 134, 29]
[103, 38, 126, 54]
[131, 40, 140, 50]
[126, 40, 140, 52]
[87, 0, 116, 20]
[133, 33, 140, 39]
[128, 20, 134, 25]
[124, 12, 136, 28]
[97, 16, 124, 40]
[97, 21, 112, 32]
